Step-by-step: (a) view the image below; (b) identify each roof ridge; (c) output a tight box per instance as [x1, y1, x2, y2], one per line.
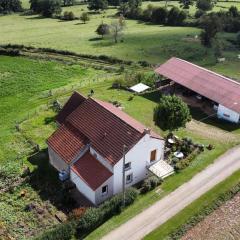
[173, 57, 240, 86]
[90, 98, 146, 134]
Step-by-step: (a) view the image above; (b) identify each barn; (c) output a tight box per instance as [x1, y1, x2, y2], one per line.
[155, 57, 240, 123]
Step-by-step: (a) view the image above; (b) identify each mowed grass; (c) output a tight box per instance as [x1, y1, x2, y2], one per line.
[144, 169, 240, 240]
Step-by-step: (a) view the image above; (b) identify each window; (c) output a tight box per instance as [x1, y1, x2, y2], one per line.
[223, 113, 230, 118]
[102, 185, 108, 195]
[126, 173, 133, 184]
[150, 150, 157, 162]
[124, 162, 131, 171]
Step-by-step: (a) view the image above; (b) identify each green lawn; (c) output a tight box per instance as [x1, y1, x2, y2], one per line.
[144, 169, 240, 240]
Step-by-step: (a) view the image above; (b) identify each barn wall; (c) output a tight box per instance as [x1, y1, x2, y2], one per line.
[217, 104, 240, 123]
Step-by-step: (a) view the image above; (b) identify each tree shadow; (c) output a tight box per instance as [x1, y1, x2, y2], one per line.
[140, 90, 161, 103]
[89, 37, 102, 41]
[25, 15, 46, 20]
[28, 149, 78, 213]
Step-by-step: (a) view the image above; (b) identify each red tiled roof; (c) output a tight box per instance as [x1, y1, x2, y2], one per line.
[71, 151, 113, 190]
[66, 98, 144, 165]
[47, 122, 89, 163]
[95, 99, 162, 139]
[56, 91, 86, 124]
[155, 57, 240, 113]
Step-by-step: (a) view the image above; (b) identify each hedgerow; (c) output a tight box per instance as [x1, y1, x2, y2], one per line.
[168, 182, 240, 239]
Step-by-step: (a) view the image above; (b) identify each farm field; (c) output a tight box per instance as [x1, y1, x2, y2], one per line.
[0, 2, 240, 77]
[0, 0, 240, 239]
[0, 54, 238, 239]
[181, 192, 240, 240]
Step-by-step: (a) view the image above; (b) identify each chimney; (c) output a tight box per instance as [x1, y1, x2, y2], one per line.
[144, 128, 151, 134]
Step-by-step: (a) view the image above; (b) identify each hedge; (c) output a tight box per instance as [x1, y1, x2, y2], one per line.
[34, 221, 76, 240]
[0, 44, 133, 65]
[168, 182, 240, 239]
[76, 187, 138, 239]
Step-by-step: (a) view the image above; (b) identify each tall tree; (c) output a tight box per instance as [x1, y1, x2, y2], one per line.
[88, 0, 108, 11]
[200, 14, 222, 47]
[0, 0, 22, 13]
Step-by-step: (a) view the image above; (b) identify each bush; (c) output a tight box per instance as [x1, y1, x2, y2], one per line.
[62, 11, 75, 20]
[196, 0, 213, 11]
[0, 0, 22, 13]
[195, 9, 205, 18]
[76, 187, 138, 238]
[0, 48, 20, 56]
[140, 176, 162, 194]
[35, 221, 76, 240]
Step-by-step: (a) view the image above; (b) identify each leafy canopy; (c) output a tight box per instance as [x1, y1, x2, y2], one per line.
[154, 95, 191, 130]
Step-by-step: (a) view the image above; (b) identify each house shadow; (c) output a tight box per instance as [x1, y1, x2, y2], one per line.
[189, 106, 240, 132]
[140, 90, 161, 103]
[28, 149, 78, 213]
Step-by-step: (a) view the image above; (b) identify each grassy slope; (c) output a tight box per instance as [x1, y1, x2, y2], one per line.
[0, 56, 104, 165]
[144, 169, 240, 240]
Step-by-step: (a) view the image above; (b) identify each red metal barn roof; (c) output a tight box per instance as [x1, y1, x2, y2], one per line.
[71, 151, 113, 190]
[56, 91, 86, 124]
[155, 57, 240, 113]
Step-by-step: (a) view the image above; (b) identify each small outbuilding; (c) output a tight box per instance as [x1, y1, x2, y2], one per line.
[130, 83, 150, 93]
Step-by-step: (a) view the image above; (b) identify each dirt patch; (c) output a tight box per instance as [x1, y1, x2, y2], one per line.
[186, 120, 239, 143]
[181, 193, 240, 240]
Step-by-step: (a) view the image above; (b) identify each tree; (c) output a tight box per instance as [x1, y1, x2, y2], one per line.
[0, 0, 22, 13]
[62, 11, 75, 20]
[108, 0, 121, 6]
[80, 12, 90, 23]
[167, 7, 186, 26]
[228, 6, 239, 18]
[196, 0, 213, 11]
[119, 2, 129, 16]
[200, 14, 222, 47]
[151, 7, 168, 24]
[110, 16, 125, 43]
[88, 0, 108, 11]
[30, 0, 62, 17]
[62, 0, 74, 6]
[179, 0, 193, 9]
[96, 23, 110, 38]
[154, 95, 191, 130]
[142, 4, 154, 21]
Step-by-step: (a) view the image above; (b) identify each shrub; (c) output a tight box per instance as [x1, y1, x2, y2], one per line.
[35, 221, 76, 240]
[140, 176, 162, 194]
[0, 48, 20, 56]
[80, 12, 90, 24]
[196, 0, 213, 11]
[62, 11, 75, 20]
[195, 9, 205, 18]
[0, 0, 22, 13]
[76, 187, 138, 238]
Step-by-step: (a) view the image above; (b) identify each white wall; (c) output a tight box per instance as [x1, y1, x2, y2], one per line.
[90, 147, 113, 172]
[70, 170, 96, 204]
[95, 176, 113, 205]
[48, 146, 69, 173]
[113, 134, 165, 194]
[217, 104, 240, 123]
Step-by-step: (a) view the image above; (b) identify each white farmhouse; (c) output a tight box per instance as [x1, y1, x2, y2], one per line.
[47, 92, 165, 205]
